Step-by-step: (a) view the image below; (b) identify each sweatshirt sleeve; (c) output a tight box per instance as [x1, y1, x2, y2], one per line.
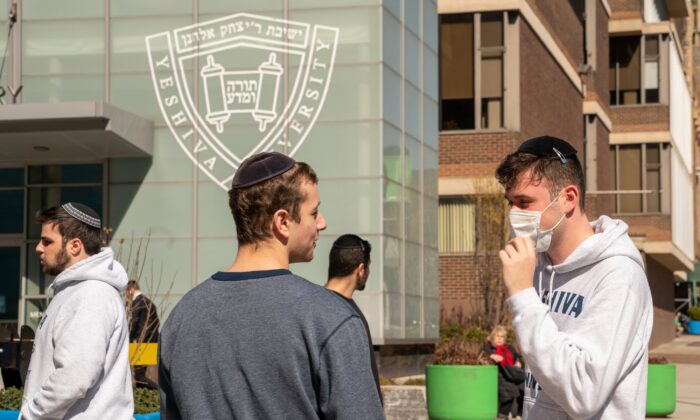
[21, 301, 115, 419]
[508, 268, 649, 419]
[158, 332, 182, 420]
[317, 316, 385, 420]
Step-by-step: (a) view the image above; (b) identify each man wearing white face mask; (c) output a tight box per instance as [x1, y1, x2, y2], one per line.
[496, 136, 653, 420]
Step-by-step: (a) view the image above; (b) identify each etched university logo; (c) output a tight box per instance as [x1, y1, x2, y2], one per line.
[146, 13, 339, 189]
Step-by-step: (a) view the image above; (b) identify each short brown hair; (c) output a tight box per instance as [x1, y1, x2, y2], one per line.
[36, 206, 103, 255]
[328, 236, 371, 279]
[495, 152, 586, 210]
[228, 162, 318, 245]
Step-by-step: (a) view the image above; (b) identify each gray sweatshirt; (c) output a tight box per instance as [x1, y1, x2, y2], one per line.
[21, 247, 133, 419]
[509, 216, 653, 419]
[158, 269, 385, 420]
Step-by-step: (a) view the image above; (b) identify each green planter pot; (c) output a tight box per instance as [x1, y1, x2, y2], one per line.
[426, 364, 497, 420]
[646, 364, 676, 417]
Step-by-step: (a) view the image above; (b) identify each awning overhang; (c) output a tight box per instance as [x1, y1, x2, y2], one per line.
[633, 238, 696, 272]
[0, 102, 153, 163]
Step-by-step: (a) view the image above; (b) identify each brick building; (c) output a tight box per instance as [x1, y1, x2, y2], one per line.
[437, 0, 697, 348]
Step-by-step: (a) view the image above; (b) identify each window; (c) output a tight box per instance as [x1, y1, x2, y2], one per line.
[26, 164, 104, 240]
[644, 35, 660, 103]
[610, 35, 661, 105]
[22, 163, 106, 330]
[609, 143, 667, 213]
[440, 13, 504, 130]
[438, 197, 475, 252]
[0, 168, 25, 235]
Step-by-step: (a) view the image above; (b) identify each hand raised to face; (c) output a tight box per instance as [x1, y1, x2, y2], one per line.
[499, 236, 537, 297]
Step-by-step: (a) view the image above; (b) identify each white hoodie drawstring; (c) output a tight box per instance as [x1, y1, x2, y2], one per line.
[538, 268, 556, 310]
[548, 270, 556, 310]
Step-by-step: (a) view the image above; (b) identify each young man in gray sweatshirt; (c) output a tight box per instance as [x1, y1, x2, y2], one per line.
[158, 152, 385, 419]
[497, 136, 653, 419]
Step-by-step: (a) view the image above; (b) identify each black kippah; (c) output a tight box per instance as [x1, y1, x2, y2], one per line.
[231, 152, 296, 189]
[62, 202, 101, 229]
[517, 136, 578, 164]
[332, 234, 370, 254]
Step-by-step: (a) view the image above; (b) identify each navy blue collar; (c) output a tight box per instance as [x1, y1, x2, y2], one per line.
[211, 269, 291, 282]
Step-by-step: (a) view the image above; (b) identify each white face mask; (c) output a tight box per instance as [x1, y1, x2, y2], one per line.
[508, 193, 565, 252]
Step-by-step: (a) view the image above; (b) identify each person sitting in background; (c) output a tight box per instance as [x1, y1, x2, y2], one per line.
[484, 325, 524, 420]
[674, 311, 689, 336]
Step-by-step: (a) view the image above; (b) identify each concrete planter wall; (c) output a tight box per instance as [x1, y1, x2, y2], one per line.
[382, 385, 428, 419]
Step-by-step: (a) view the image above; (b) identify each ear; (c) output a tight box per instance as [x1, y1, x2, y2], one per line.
[66, 237, 83, 257]
[562, 185, 579, 215]
[271, 209, 292, 240]
[355, 262, 366, 278]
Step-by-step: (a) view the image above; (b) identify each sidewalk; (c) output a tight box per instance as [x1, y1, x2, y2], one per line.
[383, 335, 700, 420]
[648, 334, 700, 419]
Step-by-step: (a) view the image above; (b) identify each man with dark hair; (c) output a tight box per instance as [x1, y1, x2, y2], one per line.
[21, 203, 133, 419]
[126, 280, 159, 388]
[325, 234, 382, 404]
[496, 136, 653, 419]
[159, 152, 385, 419]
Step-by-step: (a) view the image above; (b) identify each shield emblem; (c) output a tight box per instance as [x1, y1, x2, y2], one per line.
[146, 13, 339, 189]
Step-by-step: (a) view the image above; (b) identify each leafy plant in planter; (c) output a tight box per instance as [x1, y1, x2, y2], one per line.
[134, 387, 160, 414]
[0, 387, 21, 410]
[646, 356, 676, 417]
[687, 307, 700, 335]
[426, 330, 498, 420]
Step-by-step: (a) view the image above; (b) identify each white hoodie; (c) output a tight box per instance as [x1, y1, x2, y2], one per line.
[508, 216, 653, 419]
[21, 247, 134, 419]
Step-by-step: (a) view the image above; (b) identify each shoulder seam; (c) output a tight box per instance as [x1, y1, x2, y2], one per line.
[317, 315, 361, 359]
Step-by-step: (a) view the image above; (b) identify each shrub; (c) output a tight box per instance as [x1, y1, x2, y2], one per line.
[379, 376, 396, 386]
[403, 378, 426, 386]
[134, 387, 160, 414]
[688, 307, 700, 321]
[649, 356, 670, 365]
[432, 335, 489, 365]
[440, 324, 489, 343]
[0, 387, 22, 410]
[0, 387, 159, 414]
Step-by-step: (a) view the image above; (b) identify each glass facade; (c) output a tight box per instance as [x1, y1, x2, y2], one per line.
[3, 0, 438, 343]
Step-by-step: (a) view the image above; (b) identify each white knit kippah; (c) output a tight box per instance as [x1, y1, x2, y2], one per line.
[61, 202, 101, 229]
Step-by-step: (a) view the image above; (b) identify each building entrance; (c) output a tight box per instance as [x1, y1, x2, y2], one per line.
[0, 164, 106, 330]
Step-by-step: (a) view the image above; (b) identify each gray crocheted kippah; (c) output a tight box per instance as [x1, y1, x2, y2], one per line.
[231, 152, 295, 189]
[62, 202, 101, 229]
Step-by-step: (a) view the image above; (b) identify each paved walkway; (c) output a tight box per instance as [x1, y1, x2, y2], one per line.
[648, 334, 700, 419]
[382, 335, 700, 419]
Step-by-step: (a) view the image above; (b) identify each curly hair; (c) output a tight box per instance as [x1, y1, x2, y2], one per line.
[228, 162, 318, 245]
